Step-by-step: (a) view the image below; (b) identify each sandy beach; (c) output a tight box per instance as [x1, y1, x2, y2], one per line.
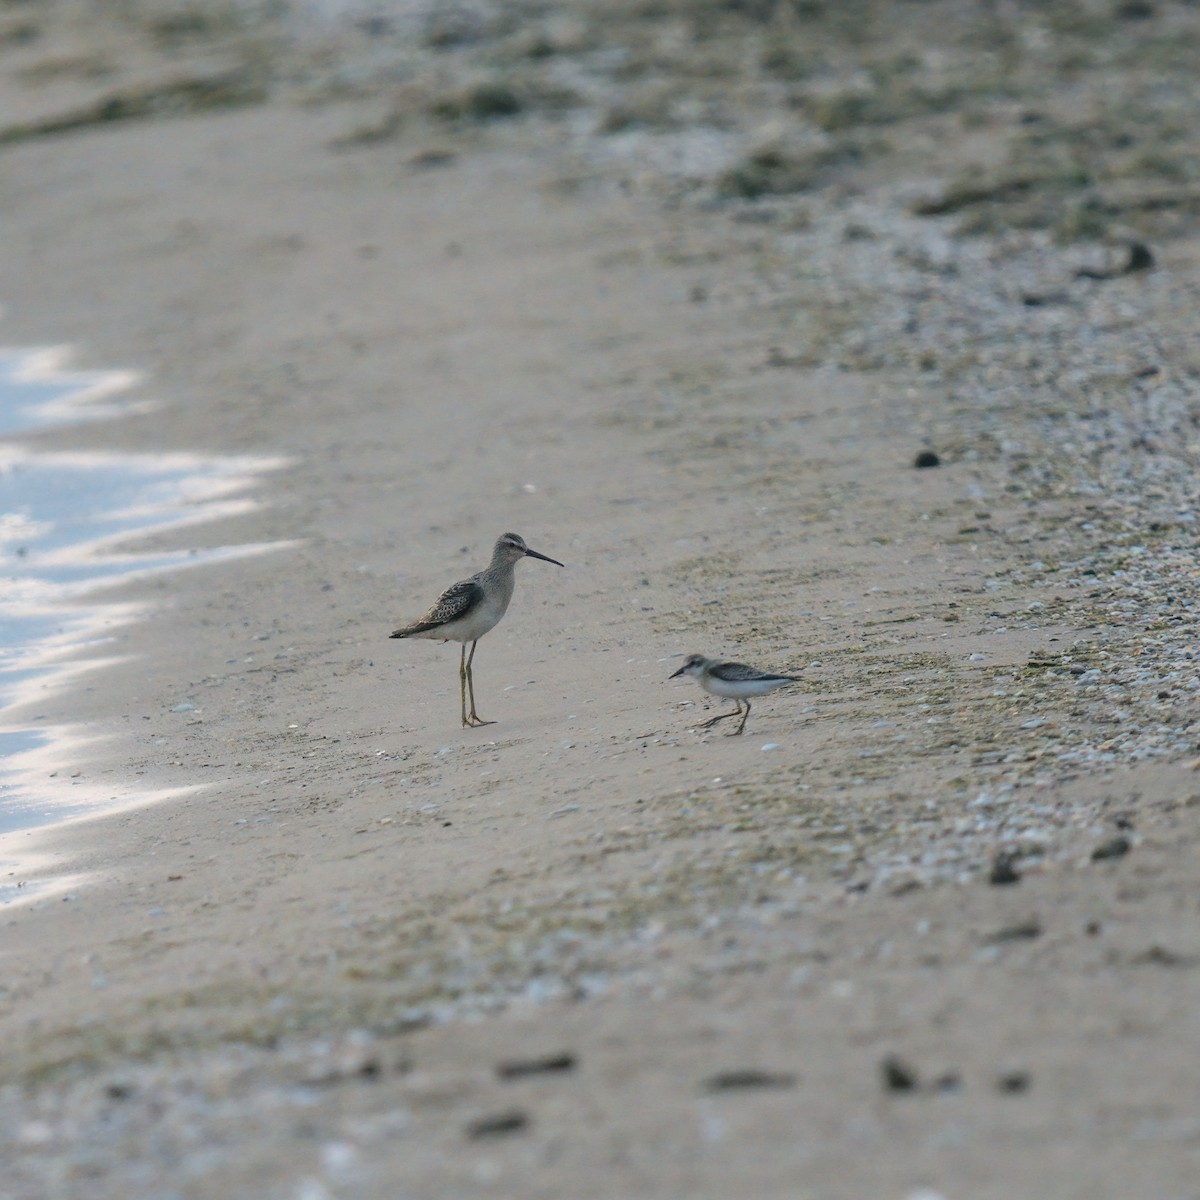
[2, 2, 1200, 1196]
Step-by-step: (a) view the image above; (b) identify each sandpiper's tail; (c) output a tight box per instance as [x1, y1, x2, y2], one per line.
[390, 622, 433, 639]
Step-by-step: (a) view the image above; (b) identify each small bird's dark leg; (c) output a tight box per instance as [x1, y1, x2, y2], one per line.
[464, 640, 495, 727]
[459, 643, 470, 728]
[697, 704, 742, 730]
[731, 700, 750, 736]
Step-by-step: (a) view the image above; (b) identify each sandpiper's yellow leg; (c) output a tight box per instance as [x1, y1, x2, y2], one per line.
[465, 640, 494, 727]
[459, 643, 470, 728]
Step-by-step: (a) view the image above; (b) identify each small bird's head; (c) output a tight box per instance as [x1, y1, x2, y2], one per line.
[669, 654, 709, 680]
[494, 532, 564, 568]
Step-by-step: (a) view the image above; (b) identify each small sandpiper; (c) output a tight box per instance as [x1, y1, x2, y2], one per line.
[391, 532, 563, 727]
[669, 653, 801, 736]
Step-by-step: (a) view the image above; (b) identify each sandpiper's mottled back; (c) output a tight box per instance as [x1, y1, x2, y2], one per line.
[391, 533, 563, 727]
[669, 653, 800, 735]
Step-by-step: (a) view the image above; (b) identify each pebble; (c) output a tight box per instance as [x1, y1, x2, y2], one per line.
[988, 852, 1021, 886]
[996, 1070, 1032, 1094]
[703, 1069, 797, 1091]
[496, 1052, 576, 1080]
[881, 1054, 919, 1093]
[984, 919, 1042, 944]
[1091, 836, 1131, 861]
[466, 1110, 529, 1139]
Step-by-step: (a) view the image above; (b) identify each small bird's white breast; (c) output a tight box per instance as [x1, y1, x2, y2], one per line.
[702, 675, 793, 700]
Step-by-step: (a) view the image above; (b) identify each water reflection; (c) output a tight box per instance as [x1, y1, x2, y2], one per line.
[0, 347, 144, 431]
[0, 347, 290, 900]
[0, 727, 73, 835]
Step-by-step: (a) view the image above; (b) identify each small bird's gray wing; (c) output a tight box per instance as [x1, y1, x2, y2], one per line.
[711, 661, 798, 682]
[391, 578, 483, 637]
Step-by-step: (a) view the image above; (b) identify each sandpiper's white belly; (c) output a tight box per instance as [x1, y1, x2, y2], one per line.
[702, 675, 792, 700]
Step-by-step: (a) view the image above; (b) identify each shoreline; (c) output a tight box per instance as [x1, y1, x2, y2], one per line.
[0, 346, 293, 895]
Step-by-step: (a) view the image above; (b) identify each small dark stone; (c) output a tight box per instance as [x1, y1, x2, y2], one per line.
[914, 450, 940, 469]
[466, 1110, 529, 1139]
[984, 919, 1042, 944]
[996, 1070, 1031, 1094]
[105, 1082, 134, 1101]
[1125, 241, 1155, 272]
[496, 1052, 576, 1081]
[1132, 944, 1189, 966]
[1092, 835, 1131, 861]
[434, 82, 524, 122]
[704, 1069, 797, 1092]
[989, 852, 1021, 886]
[1085, 919, 1102, 936]
[881, 1054, 919, 1093]
[1021, 291, 1070, 307]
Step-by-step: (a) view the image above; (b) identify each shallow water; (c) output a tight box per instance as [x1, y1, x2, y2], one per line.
[0, 347, 289, 897]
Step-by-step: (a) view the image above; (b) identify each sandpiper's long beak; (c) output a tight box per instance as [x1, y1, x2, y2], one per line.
[668, 664, 688, 679]
[525, 547, 565, 567]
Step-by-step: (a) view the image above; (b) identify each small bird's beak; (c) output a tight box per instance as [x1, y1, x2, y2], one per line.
[525, 547, 565, 567]
[668, 664, 688, 679]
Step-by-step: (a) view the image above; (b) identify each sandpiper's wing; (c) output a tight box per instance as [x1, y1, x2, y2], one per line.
[391, 577, 483, 637]
[710, 661, 799, 683]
